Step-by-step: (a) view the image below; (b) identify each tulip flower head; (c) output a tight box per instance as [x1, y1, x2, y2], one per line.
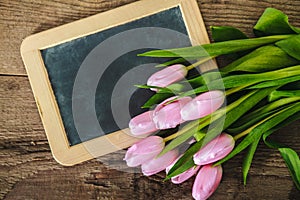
[141, 150, 179, 176]
[166, 156, 200, 184]
[129, 111, 158, 137]
[192, 164, 223, 200]
[147, 64, 188, 90]
[153, 96, 192, 129]
[124, 136, 164, 167]
[181, 90, 225, 121]
[193, 133, 235, 166]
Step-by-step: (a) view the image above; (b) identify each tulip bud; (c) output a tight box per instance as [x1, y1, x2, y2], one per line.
[124, 136, 164, 167]
[181, 90, 225, 121]
[193, 133, 234, 166]
[153, 96, 192, 129]
[129, 111, 158, 137]
[192, 164, 222, 200]
[147, 64, 188, 90]
[166, 156, 200, 184]
[141, 150, 179, 176]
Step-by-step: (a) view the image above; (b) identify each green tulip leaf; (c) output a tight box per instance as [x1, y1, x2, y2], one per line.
[194, 131, 205, 142]
[248, 75, 300, 90]
[199, 116, 225, 146]
[211, 26, 248, 42]
[198, 88, 274, 146]
[263, 127, 300, 191]
[262, 111, 300, 148]
[142, 93, 173, 109]
[155, 57, 187, 67]
[243, 136, 261, 186]
[186, 70, 224, 88]
[181, 66, 300, 97]
[268, 90, 300, 102]
[254, 8, 300, 36]
[216, 102, 300, 166]
[227, 108, 281, 134]
[262, 111, 300, 191]
[228, 96, 300, 134]
[158, 119, 208, 157]
[165, 158, 195, 181]
[222, 87, 276, 129]
[221, 45, 299, 73]
[276, 35, 300, 61]
[279, 148, 300, 190]
[166, 141, 203, 180]
[186, 75, 205, 87]
[138, 35, 292, 58]
[211, 25, 249, 60]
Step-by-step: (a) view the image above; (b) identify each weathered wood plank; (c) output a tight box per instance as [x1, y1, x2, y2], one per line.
[1, 0, 300, 74]
[0, 0, 138, 75]
[1, 0, 300, 199]
[0, 76, 299, 199]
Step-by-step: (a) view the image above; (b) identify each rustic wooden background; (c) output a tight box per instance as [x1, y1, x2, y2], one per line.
[1, 0, 300, 199]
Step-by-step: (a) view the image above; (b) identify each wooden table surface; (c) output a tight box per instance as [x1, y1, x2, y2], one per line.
[1, 0, 300, 199]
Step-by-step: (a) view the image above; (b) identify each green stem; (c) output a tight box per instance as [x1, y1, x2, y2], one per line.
[163, 120, 201, 142]
[231, 96, 300, 127]
[186, 56, 216, 71]
[225, 84, 250, 96]
[233, 102, 297, 140]
[228, 96, 300, 134]
[180, 66, 300, 97]
[233, 129, 251, 141]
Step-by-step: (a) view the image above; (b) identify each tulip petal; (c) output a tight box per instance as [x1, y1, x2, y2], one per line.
[193, 133, 235, 166]
[166, 156, 200, 184]
[124, 136, 164, 167]
[129, 111, 158, 136]
[141, 150, 179, 176]
[192, 165, 222, 200]
[147, 64, 188, 90]
[181, 90, 225, 121]
[153, 96, 192, 129]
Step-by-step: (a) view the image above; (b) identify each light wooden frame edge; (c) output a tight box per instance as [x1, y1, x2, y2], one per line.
[20, 0, 212, 166]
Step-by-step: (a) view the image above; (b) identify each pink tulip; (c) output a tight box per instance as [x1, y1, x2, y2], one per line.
[193, 133, 234, 166]
[124, 136, 164, 167]
[147, 64, 187, 90]
[166, 156, 200, 184]
[153, 96, 192, 129]
[141, 150, 179, 176]
[129, 111, 158, 137]
[192, 164, 222, 200]
[181, 90, 225, 121]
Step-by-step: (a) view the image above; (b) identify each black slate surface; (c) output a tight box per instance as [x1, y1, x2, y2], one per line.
[41, 6, 192, 146]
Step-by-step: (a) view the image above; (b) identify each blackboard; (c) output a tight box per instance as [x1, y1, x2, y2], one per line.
[41, 6, 190, 146]
[20, 0, 212, 165]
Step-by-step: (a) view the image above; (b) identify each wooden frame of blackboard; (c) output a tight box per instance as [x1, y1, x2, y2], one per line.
[20, 0, 214, 166]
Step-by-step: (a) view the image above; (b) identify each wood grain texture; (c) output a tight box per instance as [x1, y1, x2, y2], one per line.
[20, 0, 212, 166]
[1, 0, 300, 75]
[0, 0, 138, 75]
[0, 0, 300, 199]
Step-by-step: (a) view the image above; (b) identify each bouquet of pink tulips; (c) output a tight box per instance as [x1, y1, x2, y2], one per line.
[124, 8, 300, 200]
